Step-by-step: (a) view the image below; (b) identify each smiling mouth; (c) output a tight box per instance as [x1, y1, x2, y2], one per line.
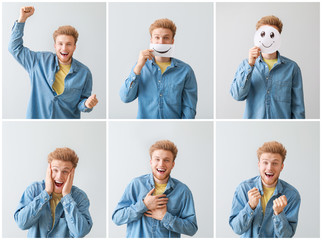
[60, 52, 69, 57]
[55, 181, 64, 187]
[261, 42, 274, 48]
[157, 168, 166, 173]
[265, 172, 274, 178]
[153, 48, 171, 54]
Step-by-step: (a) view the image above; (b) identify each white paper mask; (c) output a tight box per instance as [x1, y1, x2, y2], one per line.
[254, 25, 281, 54]
[150, 43, 175, 57]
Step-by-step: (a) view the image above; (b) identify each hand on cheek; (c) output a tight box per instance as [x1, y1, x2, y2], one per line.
[45, 164, 54, 195]
[62, 168, 75, 197]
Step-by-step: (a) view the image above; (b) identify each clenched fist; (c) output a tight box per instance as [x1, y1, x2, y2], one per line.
[248, 187, 261, 210]
[273, 195, 287, 215]
[18, 6, 35, 23]
[85, 94, 98, 108]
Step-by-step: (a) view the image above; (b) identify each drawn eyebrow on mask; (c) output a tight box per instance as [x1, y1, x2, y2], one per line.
[153, 47, 172, 54]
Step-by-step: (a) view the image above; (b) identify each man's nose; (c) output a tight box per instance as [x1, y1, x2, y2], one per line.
[160, 38, 165, 44]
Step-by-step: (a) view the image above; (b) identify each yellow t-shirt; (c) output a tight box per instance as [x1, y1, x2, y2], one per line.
[53, 64, 71, 95]
[156, 60, 171, 74]
[50, 192, 63, 228]
[153, 182, 167, 196]
[261, 186, 275, 214]
[263, 58, 278, 71]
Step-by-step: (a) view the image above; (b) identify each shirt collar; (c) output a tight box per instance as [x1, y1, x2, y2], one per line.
[149, 57, 178, 68]
[55, 55, 78, 73]
[148, 172, 174, 191]
[258, 51, 284, 64]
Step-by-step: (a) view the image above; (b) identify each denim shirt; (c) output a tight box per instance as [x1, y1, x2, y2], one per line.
[8, 21, 93, 119]
[119, 58, 198, 119]
[112, 173, 198, 237]
[229, 176, 301, 238]
[230, 52, 305, 119]
[14, 180, 93, 238]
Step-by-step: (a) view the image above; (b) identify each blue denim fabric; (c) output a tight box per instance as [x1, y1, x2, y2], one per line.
[229, 176, 301, 238]
[8, 22, 93, 119]
[112, 173, 198, 237]
[119, 58, 197, 119]
[230, 52, 305, 119]
[14, 180, 92, 238]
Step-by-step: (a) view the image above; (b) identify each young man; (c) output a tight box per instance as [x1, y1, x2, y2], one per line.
[14, 148, 92, 238]
[119, 19, 198, 119]
[230, 16, 305, 119]
[229, 141, 301, 238]
[8, 6, 98, 119]
[112, 140, 198, 237]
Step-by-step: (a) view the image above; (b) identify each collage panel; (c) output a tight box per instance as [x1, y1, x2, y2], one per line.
[216, 121, 320, 237]
[216, 2, 320, 119]
[2, 2, 106, 119]
[108, 2, 213, 119]
[108, 121, 213, 237]
[2, 121, 106, 238]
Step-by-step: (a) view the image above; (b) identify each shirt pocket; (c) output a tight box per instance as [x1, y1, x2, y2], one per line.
[165, 80, 184, 105]
[59, 88, 82, 105]
[272, 79, 292, 103]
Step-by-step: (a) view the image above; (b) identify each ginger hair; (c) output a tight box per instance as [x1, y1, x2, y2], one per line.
[53, 25, 79, 43]
[257, 141, 287, 162]
[256, 15, 283, 33]
[48, 147, 79, 168]
[149, 18, 177, 38]
[149, 140, 178, 161]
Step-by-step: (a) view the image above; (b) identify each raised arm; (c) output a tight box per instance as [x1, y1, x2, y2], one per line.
[8, 6, 39, 72]
[230, 47, 260, 101]
[272, 193, 301, 237]
[14, 184, 51, 230]
[61, 168, 92, 237]
[229, 186, 260, 235]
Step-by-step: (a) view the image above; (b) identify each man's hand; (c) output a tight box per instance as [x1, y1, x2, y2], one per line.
[18, 6, 35, 23]
[85, 94, 98, 108]
[248, 46, 261, 66]
[273, 195, 287, 215]
[144, 205, 167, 221]
[133, 49, 154, 75]
[62, 168, 75, 197]
[248, 187, 261, 210]
[143, 188, 168, 210]
[45, 164, 54, 195]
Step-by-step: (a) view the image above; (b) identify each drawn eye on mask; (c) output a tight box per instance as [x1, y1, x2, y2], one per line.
[150, 43, 175, 57]
[254, 25, 281, 54]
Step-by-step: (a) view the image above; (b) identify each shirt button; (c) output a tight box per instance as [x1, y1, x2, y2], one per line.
[267, 90, 270, 94]
[160, 94, 162, 97]
[45, 198, 47, 200]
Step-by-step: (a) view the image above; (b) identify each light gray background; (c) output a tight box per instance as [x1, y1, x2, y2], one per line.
[216, 121, 320, 237]
[109, 121, 213, 237]
[109, 2, 213, 119]
[216, 2, 320, 119]
[3, 122, 106, 238]
[2, 2, 106, 119]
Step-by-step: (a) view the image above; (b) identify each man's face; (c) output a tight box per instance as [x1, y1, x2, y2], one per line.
[54, 35, 76, 65]
[51, 159, 74, 194]
[258, 152, 284, 187]
[150, 28, 174, 45]
[150, 149, 175, 184]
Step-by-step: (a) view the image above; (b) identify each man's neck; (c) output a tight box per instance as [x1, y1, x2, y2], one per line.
[155, 56, 171, 63]
[153, 176, 169, 185]
[261, 179, 278, 188]
[262, 51, 277, 60]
